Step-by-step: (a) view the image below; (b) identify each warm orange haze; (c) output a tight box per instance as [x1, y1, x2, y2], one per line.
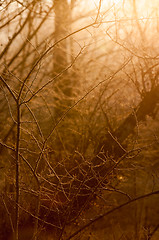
[0, 0, 159, 240]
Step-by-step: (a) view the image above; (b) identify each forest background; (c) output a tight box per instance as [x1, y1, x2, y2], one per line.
[0, 0, 159, 239]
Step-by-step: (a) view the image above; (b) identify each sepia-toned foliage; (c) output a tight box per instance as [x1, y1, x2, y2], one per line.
[0, 0, 159, 239]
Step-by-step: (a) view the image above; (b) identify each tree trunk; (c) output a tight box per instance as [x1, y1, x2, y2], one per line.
[53, 0, 74, 119]
[54, 0, 70, 74]
[97, 85, 159, 157]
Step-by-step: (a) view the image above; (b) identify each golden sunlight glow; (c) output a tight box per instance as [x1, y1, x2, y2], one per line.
[93, 0, 122, 6]
[109, 0, 122, 3]
[89, 0, 122, 8]
[84, 0, 159, 22]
